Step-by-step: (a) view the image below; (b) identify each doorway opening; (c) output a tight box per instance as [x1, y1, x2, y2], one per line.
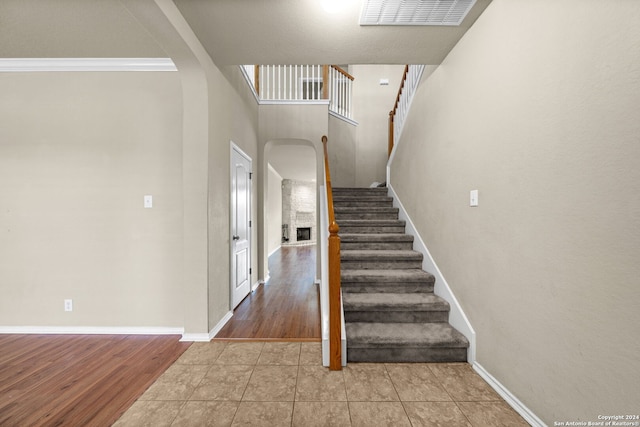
[216, 140, 320, 339]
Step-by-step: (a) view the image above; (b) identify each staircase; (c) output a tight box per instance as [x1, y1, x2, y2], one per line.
[333, 187, 469, 363]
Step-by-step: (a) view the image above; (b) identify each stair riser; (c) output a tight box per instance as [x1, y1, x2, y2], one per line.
[335, 213, 399, 221]
[334, 201, 394, 208]
[339, 226, 405, 234]
[333, 189, 388, 195]
[341, 283, 435, 294]
[344, 311, 449, 323]
[341, 260, 423, 270]
[347, 347, 467, 363]
[341, 242, 413, 250]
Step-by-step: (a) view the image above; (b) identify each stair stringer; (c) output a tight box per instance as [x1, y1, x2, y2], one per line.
[387, 184, 476, 363]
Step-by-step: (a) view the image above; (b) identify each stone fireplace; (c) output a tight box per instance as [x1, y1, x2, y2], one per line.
[282, 179, 316, 246]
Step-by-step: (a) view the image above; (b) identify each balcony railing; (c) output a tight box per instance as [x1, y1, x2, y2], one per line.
[242, 65, 354, 120]
[388, 65, 425, 156]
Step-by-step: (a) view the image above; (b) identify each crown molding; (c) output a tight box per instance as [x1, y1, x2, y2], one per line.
[0, 58, 177, 72]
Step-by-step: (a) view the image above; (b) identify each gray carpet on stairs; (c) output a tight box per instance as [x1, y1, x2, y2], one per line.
[333, 187, 469, 363]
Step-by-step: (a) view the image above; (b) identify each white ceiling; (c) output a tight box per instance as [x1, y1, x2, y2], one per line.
[268, 145, 317, 182]
[174, 0, 492, 65]
[0, 0, 492, 65]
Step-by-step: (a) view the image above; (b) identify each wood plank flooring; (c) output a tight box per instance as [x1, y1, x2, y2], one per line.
[0, 334, 190, 427]
[215, 245, 321, 340]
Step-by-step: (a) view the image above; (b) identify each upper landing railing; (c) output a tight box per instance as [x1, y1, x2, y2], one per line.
[388, 65, 425, 157]
[242, 65, 355, 120]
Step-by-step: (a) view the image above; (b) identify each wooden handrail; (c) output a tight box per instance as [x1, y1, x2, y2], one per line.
[388, 65, 409, 158]
[322, 135, 342, 371]
[331, 65, 355, 81]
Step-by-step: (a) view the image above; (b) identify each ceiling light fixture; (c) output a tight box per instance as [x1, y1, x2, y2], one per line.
[322, 0, 345, 13]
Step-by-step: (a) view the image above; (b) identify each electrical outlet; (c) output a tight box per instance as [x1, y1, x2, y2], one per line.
[64, 299, 73, 312]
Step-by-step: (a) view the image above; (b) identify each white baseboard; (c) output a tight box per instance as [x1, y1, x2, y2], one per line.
[268, 245, 281, 258]
[207, 310, 233, 340]
[180, 310, 233, 342]
[251, 280, 262, 292]
[0, 326, 184, 335]
[474, 363, 546, 427]
[180, 333, 211, 342]
[388, 184, 476, 363]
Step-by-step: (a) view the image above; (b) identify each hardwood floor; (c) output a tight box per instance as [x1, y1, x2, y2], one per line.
[0, 334, 190, 427]
[215, 245, 321, 340]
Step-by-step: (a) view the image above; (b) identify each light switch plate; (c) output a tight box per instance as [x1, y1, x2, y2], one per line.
[144, 195, 153, 208]
[470, 190, 479, 207]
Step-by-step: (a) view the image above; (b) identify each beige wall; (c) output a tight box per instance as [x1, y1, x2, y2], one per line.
[0, 72, 184, 327]
[267, 164, 283, 258]
[390, 0, 640, 423]
[327, 115, 356, 187]
[206, 63, 259, 331]
[352, 65, 405, 186]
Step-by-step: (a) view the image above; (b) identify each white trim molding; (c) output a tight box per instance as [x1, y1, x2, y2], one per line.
[474, 363, 547, 427]
[0, 58, 177, 72]
[329, 110, 359, 126]
[388, 184, 477, 363]
[205, 310, 234, 341]
[0, 326, 184, 335]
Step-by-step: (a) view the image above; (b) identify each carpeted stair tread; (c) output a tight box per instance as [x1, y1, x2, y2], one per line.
[341, 269, 434, 283]
[339, 233, 413, 243]
[333, 195, 393, 202]
[341, 250, 423, 261]
[335, 206, 398, 212]
[338, 219, 405, 226]
[341, 269, 435, 294]
[346, 322, 469, 349]
[343, 293, 449, 312]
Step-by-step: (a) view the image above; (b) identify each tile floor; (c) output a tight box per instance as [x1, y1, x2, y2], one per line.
[114, 341, 529, 426]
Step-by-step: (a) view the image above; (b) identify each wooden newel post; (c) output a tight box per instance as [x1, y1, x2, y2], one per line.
[322, 135, 342, 371]
[254, 65, 260, 97]
[322, 65, 329, 100]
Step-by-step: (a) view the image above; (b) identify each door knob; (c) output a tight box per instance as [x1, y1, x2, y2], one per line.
[232, 235, 240, 241]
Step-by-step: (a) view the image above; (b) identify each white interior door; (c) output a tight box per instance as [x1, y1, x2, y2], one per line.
[231, 146, 252, 308]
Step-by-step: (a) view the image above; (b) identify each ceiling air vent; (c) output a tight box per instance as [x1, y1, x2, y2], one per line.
[360, 0, 477, 26]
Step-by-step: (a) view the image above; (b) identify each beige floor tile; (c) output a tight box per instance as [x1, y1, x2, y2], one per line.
[191, 365, 254, 401]
[171, 401, 239, 427]
[231, 401, 293, 426]
[343, 363, 399, 401]
[349, 402, 411, 427]
[242, 365, 298, 401]
[257, 342, 301, 365]
[428, 363, 500, 401]
[386, 363, 451, 402]
[176, 342, 228, 365]
[299, 342, 323, 365]
[215, 342, 264, 365]
[403, 402, 472, 427]
[292, 402, 351, 427]
[295, 365, 347, 401]
[457, 401, 529, 427]
[114, 400, 184, 427]
[139, 364, 210, 401]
